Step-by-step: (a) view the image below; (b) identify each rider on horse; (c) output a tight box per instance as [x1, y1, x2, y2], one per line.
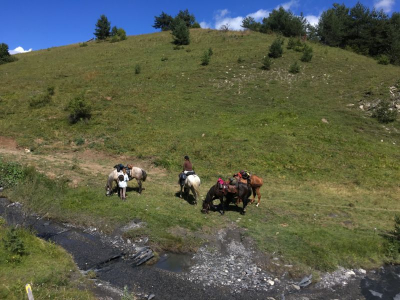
[179, 155, 195, 185]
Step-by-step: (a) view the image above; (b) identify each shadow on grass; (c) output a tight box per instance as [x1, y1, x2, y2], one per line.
[174, 191, 197, 206]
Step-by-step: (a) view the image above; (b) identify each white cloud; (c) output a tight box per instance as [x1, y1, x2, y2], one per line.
[247, 9, 270, 21]
[212, 9, 271, 31]
[276, 0, 299, 11]
[9, 46, 32, 55]
[374, 0, 395, 13]
[305, 14, 320, 26]
[215, 16, 244, 30]
[200, 21, 212, 29]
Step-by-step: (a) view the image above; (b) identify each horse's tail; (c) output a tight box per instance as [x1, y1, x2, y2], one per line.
[141, 169, 147, 182]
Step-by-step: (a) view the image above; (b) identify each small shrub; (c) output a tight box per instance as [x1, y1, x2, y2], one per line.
[269, 38, 283, 58]
[287, 37, 302, 50]
[237, 56, 244, 63]
[301, 45, 313, 62]
[186, 49, 192, 53]
[261, 56, 272, 70]
[121, 286, 135, 300]
[161, 56, 168, 61]
[29, 86, 55, 108]
[0, 160, 25, 188]
[79, 42, 88, 47]
[377, 55, 390, 65]
[47, 86, 55, 96]
[289, 61, 300, 74]
[208, 47, 213, 56]
[67, 94, 92, 124]
[2, 227, 27, 257]
[173, 45, 183, 50]
[74, 137, 85, 146]
[372, 100, 397, 123]
[201, 51, 210, 66]
[110, 36, 119, 43]
[134, 64, 141, 74]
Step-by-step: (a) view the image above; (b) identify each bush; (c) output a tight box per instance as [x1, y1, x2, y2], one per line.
[134, 64, 141, 74]
[377, 55, 390, 65]
[289, 61, 300, 74]
[301, 45, 313, 62]
[79, 42, 88, 47]
[0, 43, 18, 65]
[67, 94, 92, 124]
[201, 51, 210, 66]
[287, 37, 302, 50]
[2, 227, 27, 258]
[29, 86, 55, 108]
[237, 56, 245, 63]
[261, 56, 272, 70]
[372, 100, 397, 123]
[208, 47, 213, 56]
[0, 160, 25, 188]
[269, 38, 283, 58]
[110, 36, 119, 43]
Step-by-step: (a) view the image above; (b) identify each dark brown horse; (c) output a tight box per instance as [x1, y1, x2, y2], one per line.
[202, 181, 251, 215]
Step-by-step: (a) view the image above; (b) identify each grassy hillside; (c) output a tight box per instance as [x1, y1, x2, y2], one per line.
[1, 29, 399, 275]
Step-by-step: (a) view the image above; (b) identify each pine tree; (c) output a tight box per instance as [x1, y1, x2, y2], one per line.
[94, 15, 111, 40]
[153, 11, 174, 31]
[171, 18, 190, 45]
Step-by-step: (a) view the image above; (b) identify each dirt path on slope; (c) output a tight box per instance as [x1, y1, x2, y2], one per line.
[0, 136, 167, 187]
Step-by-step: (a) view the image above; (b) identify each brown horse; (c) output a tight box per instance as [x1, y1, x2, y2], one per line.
[249, 175, 263, 207]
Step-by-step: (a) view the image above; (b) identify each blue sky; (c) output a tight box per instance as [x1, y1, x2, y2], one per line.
[1, 0, 399, 54]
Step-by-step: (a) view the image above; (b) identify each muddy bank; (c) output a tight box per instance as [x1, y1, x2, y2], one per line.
[1, 198, 399, 300]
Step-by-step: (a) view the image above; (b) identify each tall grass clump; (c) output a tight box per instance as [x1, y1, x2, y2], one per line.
[67, 94, 92, 124]
[29, 86, 55, 108]
[134, 64, 141, 74]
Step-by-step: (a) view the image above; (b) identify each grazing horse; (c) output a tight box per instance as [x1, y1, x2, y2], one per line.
[249, 175, 263, 207]
[202, 181, 251, 215]
[106, 165, 147, 196]
[179, 174, 201, 205]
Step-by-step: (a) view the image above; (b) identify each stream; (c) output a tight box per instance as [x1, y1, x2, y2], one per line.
[1, 197, 399, 300]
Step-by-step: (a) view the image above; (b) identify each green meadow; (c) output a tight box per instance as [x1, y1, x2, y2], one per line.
[1, 28, 399, 287]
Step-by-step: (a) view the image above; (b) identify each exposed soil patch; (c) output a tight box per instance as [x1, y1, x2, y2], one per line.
[0, 136, 167, 187]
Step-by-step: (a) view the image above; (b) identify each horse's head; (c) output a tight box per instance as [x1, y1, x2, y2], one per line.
[201, 200, 210, 213]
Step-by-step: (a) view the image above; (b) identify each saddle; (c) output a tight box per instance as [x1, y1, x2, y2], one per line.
[217, 181, 237, 195]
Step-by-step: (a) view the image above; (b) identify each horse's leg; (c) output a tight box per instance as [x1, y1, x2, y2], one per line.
[256, 187, 261, 207]
[190, 186, 197, 205]
[136, 179, 142, 194]
[251, 186, 256, 204]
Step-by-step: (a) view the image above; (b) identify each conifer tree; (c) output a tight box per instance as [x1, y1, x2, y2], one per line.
[171, 18, 190, 45]
[94, 15, 111, 40]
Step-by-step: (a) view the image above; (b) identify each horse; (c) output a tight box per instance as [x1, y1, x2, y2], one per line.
[106, 165, 147, 196]
[249, 175, 263, 207]
[202, 181, 251, 215]
[179, 174, 201, 205]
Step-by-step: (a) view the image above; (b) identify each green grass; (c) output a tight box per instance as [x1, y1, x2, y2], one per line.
[0, 220, 94, 299]
[0, 29, 400, 276]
